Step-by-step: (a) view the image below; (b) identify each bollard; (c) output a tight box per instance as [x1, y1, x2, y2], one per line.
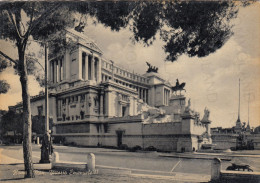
[86, 153, 95, 172]
[51, 152, 59, 169]
[53, 152, 59, 163]
[211, 158, 221, 181]
[37, 137, 40, 145]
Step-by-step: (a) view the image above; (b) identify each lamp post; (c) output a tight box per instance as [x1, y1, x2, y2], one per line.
[39, 42, 51, 163]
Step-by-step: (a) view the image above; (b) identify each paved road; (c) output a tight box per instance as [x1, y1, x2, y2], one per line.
[1, 145, 259, 175]
[51, 145, 213, 175]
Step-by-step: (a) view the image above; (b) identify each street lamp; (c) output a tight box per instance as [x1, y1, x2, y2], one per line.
[38, 42, 51, 163]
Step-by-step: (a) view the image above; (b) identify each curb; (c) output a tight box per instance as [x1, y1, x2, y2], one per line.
[158, 154, 232, 161]
[52, 161, 211, 182]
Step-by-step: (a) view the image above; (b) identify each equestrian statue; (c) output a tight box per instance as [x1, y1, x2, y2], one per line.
[172, 79, 186, 95]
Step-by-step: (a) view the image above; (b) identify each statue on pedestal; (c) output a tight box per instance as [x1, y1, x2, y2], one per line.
[146, 62, 158, 73]
[201, 107, 210, 122]
[172, 79, 186, 94]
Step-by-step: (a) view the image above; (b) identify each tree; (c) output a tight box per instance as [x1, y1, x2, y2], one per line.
[0, 1, 246, 178]
[0, 56, 11, 93]
[0, 2, 75, 178]
[0, 110, 23, 143]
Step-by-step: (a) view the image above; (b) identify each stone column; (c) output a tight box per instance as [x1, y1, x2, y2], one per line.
[62, 56, 66, 81]
[100, 93, 104, 116]
[95, 58, 99, 82]
[57, 100, 61, 118]
[48, 60, 52, 83]
[85, 94, 88, 114]
[164, 89, 166, 105]
[118, 103, 122, 117]
[57, 59, 61, 82]
[65, 51, 70, 81]
[111, 60, 114, 81]
[78, 48, 82, 80]
[146, 89, 149, 104]
[166, 89, 168, 105]
[66, 97, 69, 117]
[60, 59, 63, 81]
[144, 89, 147, 103]
[85, 93, 91, 116]
[142, 88, 145, 101]
[78, 95, 81, 104]
[97, 58, 102, 83]
[91, 55, 95, 80]
[53, 60, 57, 83]
[84, 53, 89, 80]
[105, 91, 110, 117]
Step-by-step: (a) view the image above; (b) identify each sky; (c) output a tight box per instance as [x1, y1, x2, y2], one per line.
[0, 2, 259, 128]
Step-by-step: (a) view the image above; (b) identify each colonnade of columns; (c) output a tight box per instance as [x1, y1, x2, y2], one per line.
[50, 59, 64, 83]
[80, 50, 101, 83]
[136, 87, 148, 103]
[49, 48, 102, 84]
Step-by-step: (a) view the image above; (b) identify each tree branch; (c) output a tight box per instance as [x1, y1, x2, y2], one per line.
[25, 55, 44, 71]
[6, 10, 23, 39]
[29, 3, 63, 36]
[0, 50, 18, 65]
[24, 3, 35, 39]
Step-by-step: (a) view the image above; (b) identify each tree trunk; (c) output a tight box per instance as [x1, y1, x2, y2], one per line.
[18, 47, 35, 178]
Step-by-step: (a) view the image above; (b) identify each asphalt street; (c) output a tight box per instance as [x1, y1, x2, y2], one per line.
[1, 145, 260, 176]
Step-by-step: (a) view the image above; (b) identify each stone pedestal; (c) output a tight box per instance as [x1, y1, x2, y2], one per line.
[37, 137, 40, 145]
[86, 153, 95, 172]
[211, 158, 221, 181]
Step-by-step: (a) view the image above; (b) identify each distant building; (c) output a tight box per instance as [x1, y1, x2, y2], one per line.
[211, 79, 260, 150]
[10, 29, 212, 152]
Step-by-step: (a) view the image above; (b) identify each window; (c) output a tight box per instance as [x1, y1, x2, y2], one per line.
[122, 106, 127, 117]
[104, 123, 109, 133]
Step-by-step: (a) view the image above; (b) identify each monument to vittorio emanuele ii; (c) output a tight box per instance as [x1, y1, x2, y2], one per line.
[11, 29, 212, 152]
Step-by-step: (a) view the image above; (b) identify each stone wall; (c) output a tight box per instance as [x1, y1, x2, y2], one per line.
[212, 134, 237, 149]
[191, 122, 208, 136]
[143, 122, 182, 135]
[143, 136, 178, 151]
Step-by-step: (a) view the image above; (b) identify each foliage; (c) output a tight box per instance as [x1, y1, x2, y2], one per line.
[0, 110, 23, 137]
[0, 80, 10, 94]
[0, 56, 11, 93]
[74, 1, 241, 61]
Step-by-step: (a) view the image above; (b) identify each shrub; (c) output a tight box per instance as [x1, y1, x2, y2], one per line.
[130, 145, 142, 152]
[145, 146, 157, 151]
[119, 144, 128, 150]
